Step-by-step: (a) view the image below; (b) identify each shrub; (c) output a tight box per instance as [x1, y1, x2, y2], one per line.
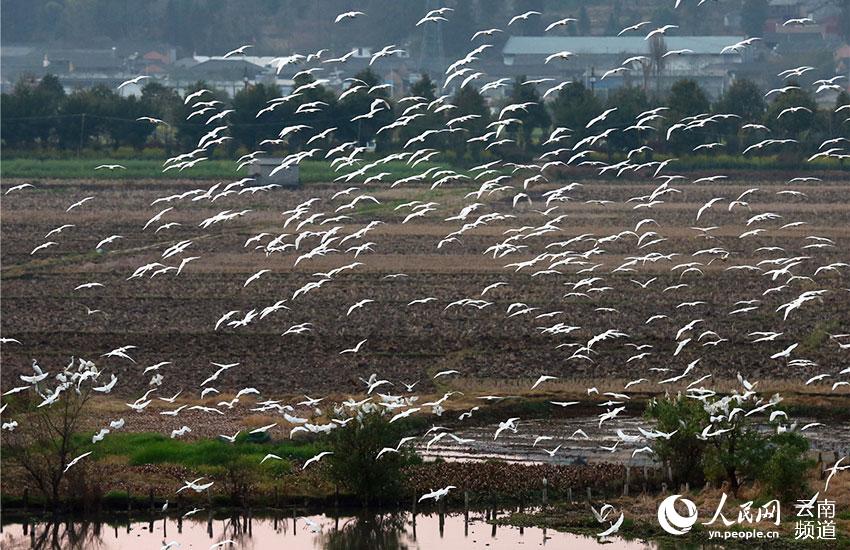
[645, 391, 815, 497]
[758, 432, 813, 501]
[326, 411, 419, 506]
[645, 394, 708, 487]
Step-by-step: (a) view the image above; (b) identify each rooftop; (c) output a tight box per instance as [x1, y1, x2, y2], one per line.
[503, 36, 748, 56]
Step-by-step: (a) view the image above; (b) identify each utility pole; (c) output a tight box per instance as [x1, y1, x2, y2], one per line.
[78, 113, 86, 158]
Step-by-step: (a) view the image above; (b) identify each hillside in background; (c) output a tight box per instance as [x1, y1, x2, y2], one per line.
[1, 0, 736, 57]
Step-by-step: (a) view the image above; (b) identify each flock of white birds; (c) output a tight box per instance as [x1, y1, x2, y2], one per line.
[2, 2, 850, 542]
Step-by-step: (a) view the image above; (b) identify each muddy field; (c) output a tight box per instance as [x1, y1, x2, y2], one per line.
[2, 174, 849, 401]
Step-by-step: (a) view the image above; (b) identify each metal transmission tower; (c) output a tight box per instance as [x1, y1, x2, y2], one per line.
[418, 0, 446, 80]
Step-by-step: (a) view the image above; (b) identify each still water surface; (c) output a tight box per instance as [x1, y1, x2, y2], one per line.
[1, 511, 656, 549]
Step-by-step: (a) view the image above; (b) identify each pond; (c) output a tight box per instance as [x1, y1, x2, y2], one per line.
[1, 510, 658, 549]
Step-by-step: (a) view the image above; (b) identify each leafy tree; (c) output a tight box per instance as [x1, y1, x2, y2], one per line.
[45, 85, 156, 151]
[646, 390, 814, 497]
[173, 81, 228, 150]
[140, 81, 182, 122]
[715, 78, 766, 151]
[716, 78, 765, 121]
[112, 94, 156, 149]
[202, 452, 283, 506]
[1, 74, 65, 148]
[449, 84, 491, 161]
[833, 91, 850, 140]
[139, 81, 183, 152]
[409, 74, 437, 102]
[667, 79, 710, 119]
[604, 86, 651, 153]
[766, 84, 817, 138]
[35, 74, 65, 105]
[0, 91, 24, 148]
[55, 85, 126, 150]
[550, 82, 602, 145]
[326, 410, 417, 506]
[741, 0, 769, 37]
[290, 74, 339, 139]
[507, 77, 550, 153]
[645, 395, 708, 487]
[759, 433, 813, 501]
[397, 75, 444, 154]
[666, 79, 710, 152]
[336, 68, 394, 150]
[230, 82, 282, 150]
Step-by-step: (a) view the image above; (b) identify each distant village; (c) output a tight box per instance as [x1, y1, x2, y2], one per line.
[2, 0, 848, 107]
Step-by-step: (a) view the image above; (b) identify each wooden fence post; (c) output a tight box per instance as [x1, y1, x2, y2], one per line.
[541, 477, 548, 509]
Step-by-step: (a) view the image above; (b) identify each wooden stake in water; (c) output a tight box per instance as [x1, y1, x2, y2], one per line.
[438, 498, 445, 536]
[464, 491, 469, 536]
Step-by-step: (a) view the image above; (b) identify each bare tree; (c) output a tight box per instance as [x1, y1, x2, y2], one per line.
[648, 35, 668, 95]
[3, 358, 100, 514]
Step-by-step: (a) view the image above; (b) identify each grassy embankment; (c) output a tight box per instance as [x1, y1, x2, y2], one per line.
[1, 154, 848, 182]
[76, 431, 322, 470]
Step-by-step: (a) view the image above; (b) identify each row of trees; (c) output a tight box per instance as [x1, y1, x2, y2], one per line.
[2, 71, 848, 163]
[645, 392, 812, 501]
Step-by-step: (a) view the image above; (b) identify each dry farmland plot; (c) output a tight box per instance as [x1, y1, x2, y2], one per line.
[1, 175, 849, 404]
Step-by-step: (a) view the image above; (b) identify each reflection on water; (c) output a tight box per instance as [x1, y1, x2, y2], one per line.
[1, 510, 655, 549]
